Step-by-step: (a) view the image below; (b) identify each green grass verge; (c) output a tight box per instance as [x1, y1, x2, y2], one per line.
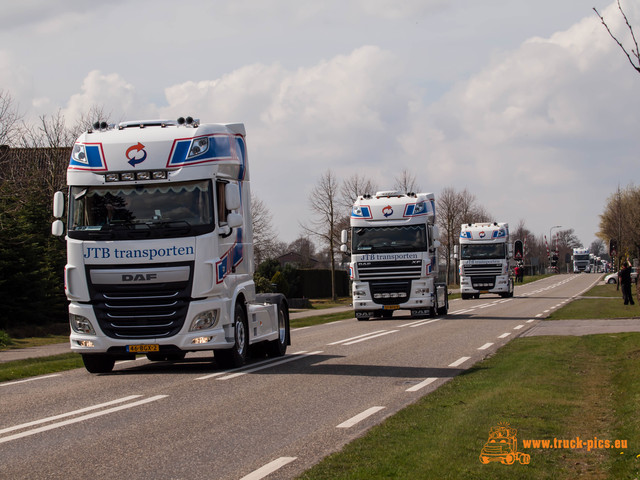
[298, 333, 640, 479]
[547, 283, 639, 320]
[0, 353, 83, 382]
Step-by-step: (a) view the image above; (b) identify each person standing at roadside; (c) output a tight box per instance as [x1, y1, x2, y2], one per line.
[618, 262, 635, 305]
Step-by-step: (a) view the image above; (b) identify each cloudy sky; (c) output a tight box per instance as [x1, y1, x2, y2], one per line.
[3, 0, 639, 248]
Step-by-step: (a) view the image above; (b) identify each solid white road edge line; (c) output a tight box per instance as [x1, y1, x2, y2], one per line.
[0, 395, 143, 435]
[1, 374, 61, 388]
[216, 351, 323, 381]
[0, 395, 168, 444]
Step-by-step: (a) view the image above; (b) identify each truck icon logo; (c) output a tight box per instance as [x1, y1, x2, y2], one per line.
[480, 422, 530, 465]
[382, 205, 393, 217]
[479, 231, 486, 238]
[126, 142, 147, 167]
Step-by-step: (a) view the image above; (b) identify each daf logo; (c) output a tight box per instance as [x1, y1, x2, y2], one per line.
[122, 273, 157, 282]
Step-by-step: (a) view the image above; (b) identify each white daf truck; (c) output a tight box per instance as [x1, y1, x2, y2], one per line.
[52, 118, 290, 373]
[572, 247, 591, 273]
[459, 222, 514, 299]
[340, 191, 448, 320]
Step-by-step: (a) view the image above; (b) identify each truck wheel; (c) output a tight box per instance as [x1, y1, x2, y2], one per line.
[215, 302, 249, 368]
[266, 298, 289, 358]
[82, 354, 115, 374]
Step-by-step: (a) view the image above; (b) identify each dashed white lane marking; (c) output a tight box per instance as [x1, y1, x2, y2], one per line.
[478, 343, 494, 350]
[240, 457, 298, 480]
[514, 325, 525, 330]
[498, 333, 511, 339]
[448, 357, 471, 367]
[337, 406, 386, 429]
[406, 377, 438, 392]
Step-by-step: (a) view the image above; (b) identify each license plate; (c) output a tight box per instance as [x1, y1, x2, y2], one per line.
[480, 290, 489, 294]
[383, 305, 400, 310]
[126, 344, 160, 353]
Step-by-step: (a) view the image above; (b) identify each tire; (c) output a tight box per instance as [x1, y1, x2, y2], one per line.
[215, 302, 249, 368]
[266, 298, 289, 358]
[82, 354, 115, 374]
[607, 278, 617, 284]
[461, 293, 471, 300]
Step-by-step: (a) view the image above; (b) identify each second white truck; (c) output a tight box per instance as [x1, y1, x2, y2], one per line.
[341, 191, 448, 320]
[459, 222, 514, 299]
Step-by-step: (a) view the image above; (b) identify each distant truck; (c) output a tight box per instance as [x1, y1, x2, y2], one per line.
[341, 191, 448, 320]
[572, 247, 591, 273]
[459, 222, 514, 299]
[52, 118, 290, 373]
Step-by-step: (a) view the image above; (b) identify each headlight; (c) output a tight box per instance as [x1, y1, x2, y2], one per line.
[70, 314, 95, 335]
[189, 310, 219, 331]
[72, 144, 88, 164]
[188, 137, 209, 159]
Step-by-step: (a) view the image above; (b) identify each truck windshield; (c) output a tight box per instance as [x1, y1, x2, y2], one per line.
[574, 254, 590, 261]
[68, 180, 214, 240]
[461, 244, 506, 260]
[352, 225, 427, 253]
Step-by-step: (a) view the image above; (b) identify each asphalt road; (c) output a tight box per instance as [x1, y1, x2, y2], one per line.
[0, 274, 602, 480]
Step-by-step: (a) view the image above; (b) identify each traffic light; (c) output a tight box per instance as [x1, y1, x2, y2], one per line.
[610, 238, 618, 257]
[514, 240, 523, 260]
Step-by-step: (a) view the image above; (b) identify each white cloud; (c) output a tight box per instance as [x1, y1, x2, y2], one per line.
[62, 70, 154, 123]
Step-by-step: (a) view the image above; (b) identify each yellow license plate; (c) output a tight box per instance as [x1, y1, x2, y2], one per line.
[127, 344, 160, 353]
[383, 305, 400, 310]
[480, 290, 489, 294]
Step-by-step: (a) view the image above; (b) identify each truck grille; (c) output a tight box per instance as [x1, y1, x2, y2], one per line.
[461, 263, 503, 276]
[356, 260, 422, 281]
[87, 263, 193, 339]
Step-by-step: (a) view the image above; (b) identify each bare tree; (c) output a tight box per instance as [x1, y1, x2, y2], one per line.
[339, 173, 377, 212]
[393, 168, 420, 193]
[302, 169, 341, 300]
[251, 193, 279, 266]
[594, 1, 640, 75]
[598, 185, 634, 267]
[437, 187, 492, 284]
[0, 90, 22, 147]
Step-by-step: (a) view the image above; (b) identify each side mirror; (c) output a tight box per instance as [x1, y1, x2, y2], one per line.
[225, 183, 241, 211]
[53, 191, 65, 218]
[227, 212, 243, 229]
[52, 219, 65, 237]
[453, 244, 458, 260]
[340, 244, 348, 253]
[341, 229, 348, 244]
